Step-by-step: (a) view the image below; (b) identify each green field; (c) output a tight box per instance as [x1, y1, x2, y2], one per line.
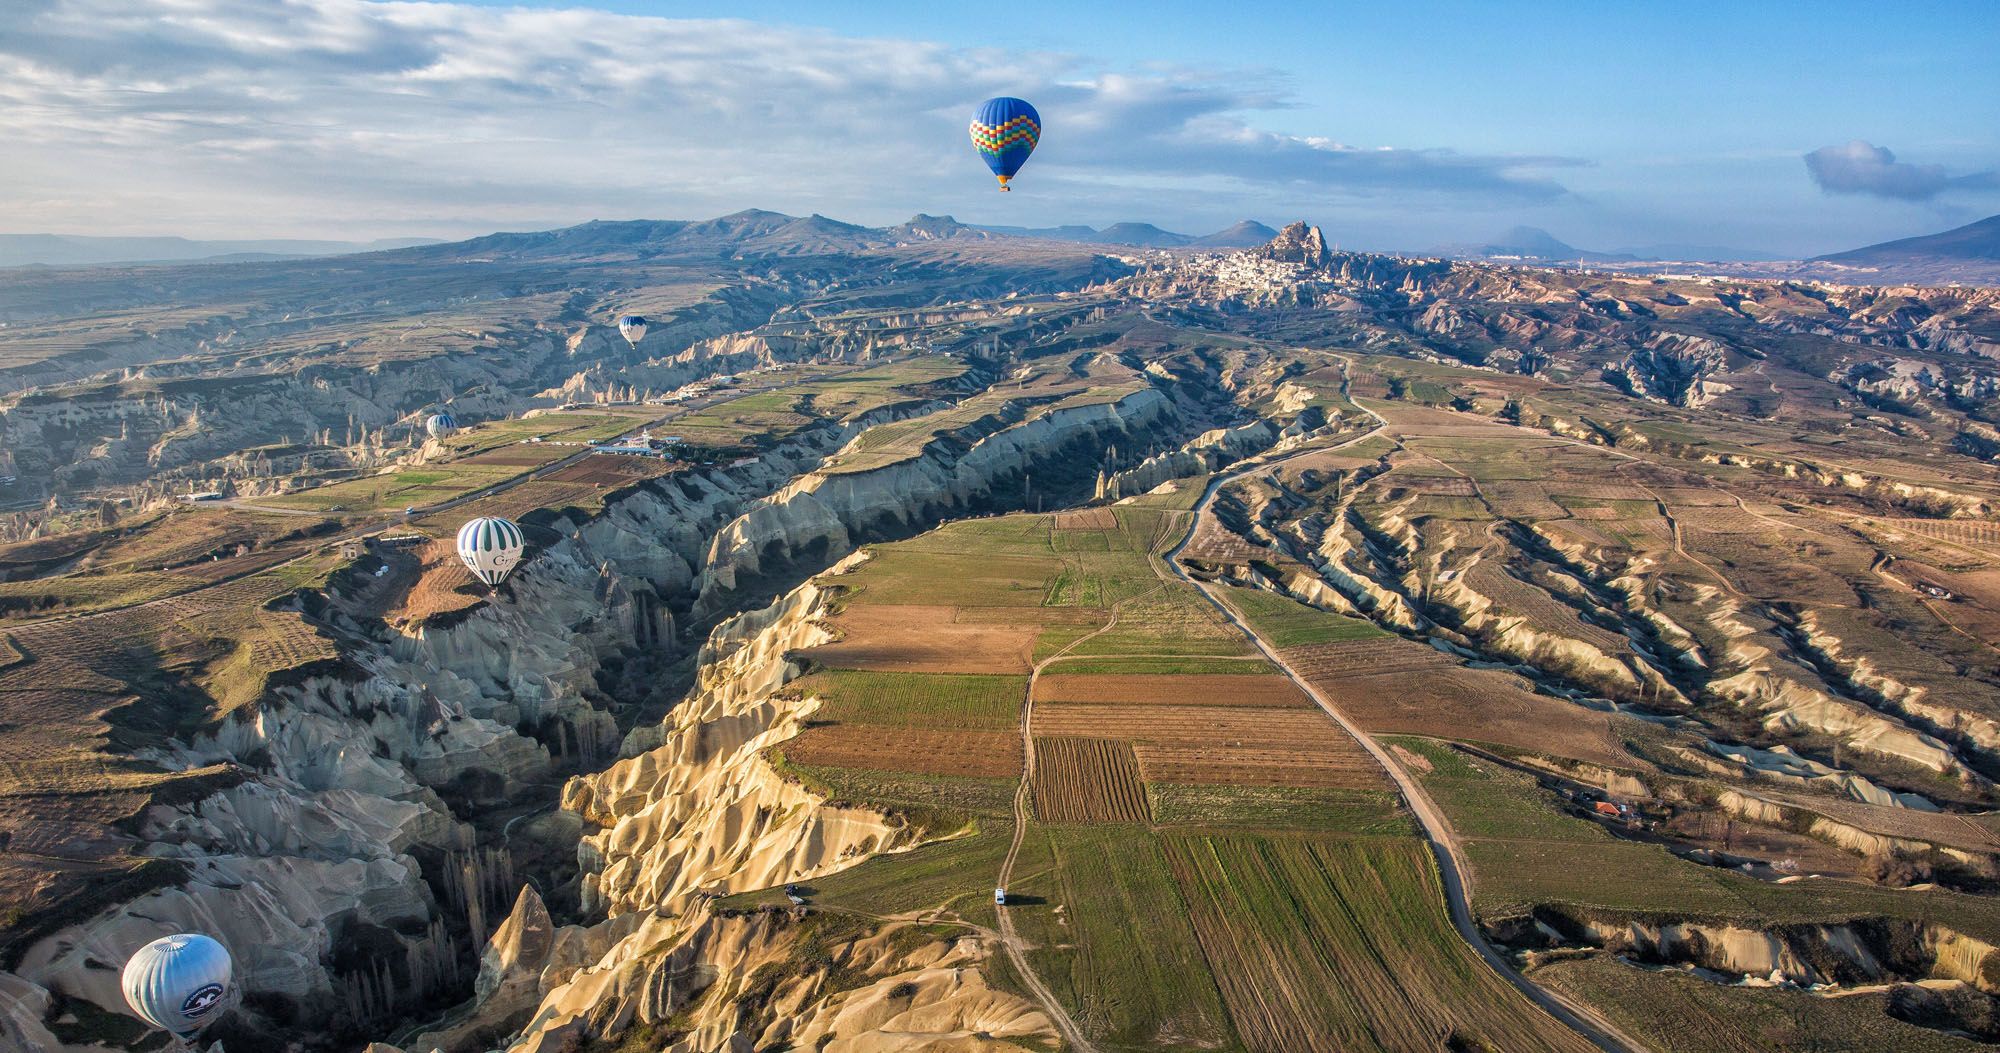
[1534, 957, 1985, 1053]
[721, 822, 1022, 919]
[262, 458, 543, 512]
[1024, 826, 1235, 1051]
[1394, 738, 2000, 941]
[1163, 834, 1599, 1052]
[1040, 655, 1277, 676]
[0, 570, 205, 617]
[797, 357, 970, 420]
[790, 670, 1024, 730]
[1147, 784, 1413, 833]
[765, 761, 1016, 822]
[660, 390, 813, 447]
[443, 409, 651, 453]
[1221, 587, 1389, 648]
[825, 393, 1017, 474]
[838, 543, 1067, 607]
[1067, 584, 1254, 657]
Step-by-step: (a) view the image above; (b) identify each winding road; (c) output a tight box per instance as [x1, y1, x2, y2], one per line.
[1164, 401, 1647, 1053]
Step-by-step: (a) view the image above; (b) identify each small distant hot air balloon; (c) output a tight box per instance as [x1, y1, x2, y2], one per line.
[425, 411, 459, 438]
[969, 97, 1041, 191]
[617, 315, 649, 346]
[456, 516, 525, 587]
[122, 934, 232, 1042]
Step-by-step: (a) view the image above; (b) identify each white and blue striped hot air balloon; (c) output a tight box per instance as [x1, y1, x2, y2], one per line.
[122, 933, 232, 1041]
[617, 315, 648, 346]
[425, 411, 460, 438]
[456, 516, 525, 587]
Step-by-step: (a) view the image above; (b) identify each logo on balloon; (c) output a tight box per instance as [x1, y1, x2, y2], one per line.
[181, 982, 224, 1018]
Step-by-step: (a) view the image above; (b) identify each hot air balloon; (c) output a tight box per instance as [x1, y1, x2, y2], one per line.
[122, 934, 232, 1042]
[456, 516, 525, 587]
[425, 411, 459, 438]
[969, 97, 1041, 191]
[617, 315, 649, 346]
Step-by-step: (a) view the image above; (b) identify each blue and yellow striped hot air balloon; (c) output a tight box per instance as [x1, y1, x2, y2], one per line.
[969, 97, 1040, 191]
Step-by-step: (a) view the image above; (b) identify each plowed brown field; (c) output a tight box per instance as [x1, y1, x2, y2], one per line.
[1054, 507, 1118, 530]
[1032, 736, 1150, 823]
[783, 725, 1022, 778]
[1280, 638, 1452, 679]
[389, 540, 485, 625]
[804, 604, 1041, 673]
[1036, 703, 1383, 789]
[1307, 668, 1628, 767]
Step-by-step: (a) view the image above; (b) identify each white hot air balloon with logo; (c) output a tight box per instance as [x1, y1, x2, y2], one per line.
[122, 933, 232, 1042]
[456, 516, 525, 587]
[617, 314, 648, 347]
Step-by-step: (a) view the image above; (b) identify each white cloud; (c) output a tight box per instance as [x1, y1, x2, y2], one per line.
[1804, 140, 1996, 202]
[0, 0, 1576, 237]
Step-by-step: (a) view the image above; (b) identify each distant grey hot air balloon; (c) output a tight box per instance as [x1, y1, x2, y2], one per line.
[456, 516, 525, 586]
[122, 934, 231, 1042]
[425, 411, 459, 438]
[617, 315, 648, 346]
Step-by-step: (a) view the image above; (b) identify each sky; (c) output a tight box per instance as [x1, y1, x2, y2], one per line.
[1, 0, 1996, 256]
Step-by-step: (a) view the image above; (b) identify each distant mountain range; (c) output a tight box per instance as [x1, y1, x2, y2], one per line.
[1815, 214, 2000, 266]
[397, 211, 1288, 261]
[1433, 226, 1777, 264]
[974, 219, 1279, 248]
[14, 211, 1997, 285]
[0, 233, 441, 268]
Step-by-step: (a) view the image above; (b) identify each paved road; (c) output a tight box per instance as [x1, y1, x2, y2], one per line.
[1162, 403, 1649, 1053]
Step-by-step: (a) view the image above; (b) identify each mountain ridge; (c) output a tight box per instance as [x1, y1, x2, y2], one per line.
[0, 233, 441, 269]
[1816, 214, 2000, 265]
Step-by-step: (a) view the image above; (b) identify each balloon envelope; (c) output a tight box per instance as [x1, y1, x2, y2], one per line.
[617, 315, 649, 345]
[425, 412, 459, 438]
[122, 934, 231, 1040]
[969, 97, 1040, 189]
[456, 516, 525, 586]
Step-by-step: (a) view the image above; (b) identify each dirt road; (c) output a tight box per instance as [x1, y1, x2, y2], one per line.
[1164, 407, 1649, 1053]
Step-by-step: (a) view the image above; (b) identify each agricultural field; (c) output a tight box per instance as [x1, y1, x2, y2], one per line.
[1164, 834, 1599, 1053]
[1035, 703, 1383, 788]
[745, 495, 1630, 1051]
[1326, 669, 1630, 766]
[1030, 737, 1150, 824]
[1021, 826, 1235, 1051]
[1033, 672, 1305, 707]
[789, 669, 1024, 730]
[1222, 587, 1388, 648]
[780, 725, 1023, 779]
[1532, 958, 1987, 1053]
[790, 356, 970, 421]
[658, 390, 815, 448]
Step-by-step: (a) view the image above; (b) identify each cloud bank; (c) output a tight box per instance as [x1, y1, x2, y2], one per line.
[1804, 140, 1996, 202]
[0, 0, 1574, 237]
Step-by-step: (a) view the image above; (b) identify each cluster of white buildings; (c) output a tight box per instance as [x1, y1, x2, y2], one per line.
[1203, 252, 1311, 292]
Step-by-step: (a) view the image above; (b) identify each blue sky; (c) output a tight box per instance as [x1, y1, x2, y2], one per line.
[3, 0, 1995, 254]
